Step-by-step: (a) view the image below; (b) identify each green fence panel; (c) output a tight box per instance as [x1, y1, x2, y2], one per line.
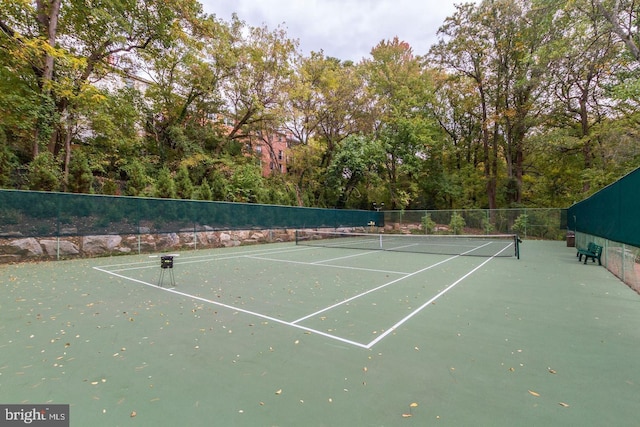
[567, 167, 640, 248]
[0, 190, 382, 237]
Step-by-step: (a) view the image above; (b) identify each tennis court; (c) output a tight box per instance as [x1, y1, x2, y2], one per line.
[1, 237, 639, 426]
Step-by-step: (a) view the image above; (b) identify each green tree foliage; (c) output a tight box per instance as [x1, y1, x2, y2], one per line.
[363, 38, 439, 209]
[66, 150, 94, 193]
[174, 165, 194, 199]
[325, 134, 385, 208]
[194, 180, 213, 201]
[27, 152, 62, 191]
[227, 163, 267, 203]
[154, 167, 177, 199]
[122, 159, 152, 197]
[0, 130, 18, 186]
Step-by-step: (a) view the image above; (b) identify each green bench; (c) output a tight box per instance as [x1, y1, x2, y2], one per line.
[577, 242, 603, 265]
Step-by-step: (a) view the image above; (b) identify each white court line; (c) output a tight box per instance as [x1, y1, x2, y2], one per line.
[103, 245, 317, 272]
[310, 250, 381, 264]
[95, 242, 317, 268]
[291, 255, 460, 324]
[364, 243, 513, 348]
[92, 265, 369, 349]
[93, 241, 511, 349]
[245, 255, 410, 275]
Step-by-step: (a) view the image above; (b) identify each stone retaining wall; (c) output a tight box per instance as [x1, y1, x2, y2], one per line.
[0, 224, 419, 264]
[0, 229, 298, 263]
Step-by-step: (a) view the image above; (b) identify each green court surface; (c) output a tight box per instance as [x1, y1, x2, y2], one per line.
[1, 240, 639, 426]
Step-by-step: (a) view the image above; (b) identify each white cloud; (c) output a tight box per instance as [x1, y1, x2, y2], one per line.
[200, 0, 468, 61]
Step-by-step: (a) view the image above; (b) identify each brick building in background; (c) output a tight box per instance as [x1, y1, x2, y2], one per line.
[250, 130, 295, 177]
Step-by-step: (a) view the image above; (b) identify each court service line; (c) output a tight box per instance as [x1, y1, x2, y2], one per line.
[291, 254, 461, 324]
[91, 265, 370, 349]
[309, 250, 383, 265]
[102, 245, 317, 272]
[365, 244, 513, 349]
[244, 255, 410, 275]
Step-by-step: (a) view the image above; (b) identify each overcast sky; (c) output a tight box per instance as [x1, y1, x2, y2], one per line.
[200, 0, 471, 62]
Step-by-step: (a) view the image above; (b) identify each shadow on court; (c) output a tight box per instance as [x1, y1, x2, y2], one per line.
[1, 240, 638, 426]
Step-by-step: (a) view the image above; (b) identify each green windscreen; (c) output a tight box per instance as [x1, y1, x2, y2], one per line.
[0, 190, 383, 237]
[566, 167, 640, 248]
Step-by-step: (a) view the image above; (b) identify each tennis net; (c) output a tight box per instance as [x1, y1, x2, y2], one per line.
[295, 230, 520, 258]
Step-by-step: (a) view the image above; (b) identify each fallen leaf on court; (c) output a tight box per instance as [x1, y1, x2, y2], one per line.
[528, 390, 540, 397]
[548, 368, 557, 374]
[275, 389, 282, 395]
[410, 402, 418, 408]
[559, 402, 569, 407]
[363, 367, 368, 372]
[401, 413, 412, 418]
[130, 411, 137, 417]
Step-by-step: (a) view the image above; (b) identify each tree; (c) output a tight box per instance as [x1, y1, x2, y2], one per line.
[194, 179, 213, 201]
[174, 165, 194, 199]
[595, 0, 640, 61]
[0, 0, 204, 186]
[364, 38, 438, 209]
[221, 17, 296, 144]
[284, 53, 369, 206]
[325, 134, 385, 208]
[430, 3, 500, 210]
[154, 167, 176, 199]
[543, 0, 624, 191]
[430, 0, 562, 208]
[67, 150, 93, 193]
[27, 152, 62, 191]
[141, 12, 230, 163]
[0, 130, 18, 187]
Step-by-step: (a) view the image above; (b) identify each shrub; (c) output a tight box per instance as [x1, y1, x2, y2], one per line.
[422, 213, 436, 234]
[512, 213, 529, 236]
[449, 212, 466, 235]
[27, 152, 62, 191]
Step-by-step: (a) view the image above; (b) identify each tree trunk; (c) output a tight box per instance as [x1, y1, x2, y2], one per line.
[33, 0, 62, 159]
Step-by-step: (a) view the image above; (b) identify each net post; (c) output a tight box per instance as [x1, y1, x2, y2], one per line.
[295, 230, 299, 245]
[515, 234, 520, 259]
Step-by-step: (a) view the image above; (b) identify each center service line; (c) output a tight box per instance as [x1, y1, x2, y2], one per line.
[365, 245, 511, 349]
[291, 254, 461, 324]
